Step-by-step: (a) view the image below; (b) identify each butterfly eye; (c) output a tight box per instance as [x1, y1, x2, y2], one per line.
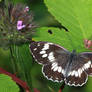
[48, 29, 53, 34]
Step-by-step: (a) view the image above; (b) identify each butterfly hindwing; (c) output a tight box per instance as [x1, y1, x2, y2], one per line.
[42, 64, 64, 82]
[79, 52, 92, 76]
[65, 52, 92, 86]
[65, 71, 88, 86]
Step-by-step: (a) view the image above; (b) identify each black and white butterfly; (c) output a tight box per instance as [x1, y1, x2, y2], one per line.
[30, 41, 92, 86]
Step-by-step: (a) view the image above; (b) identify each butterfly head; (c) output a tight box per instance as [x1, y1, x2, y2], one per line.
[71, 50, 77, 58]
[72, 50, 76, 54]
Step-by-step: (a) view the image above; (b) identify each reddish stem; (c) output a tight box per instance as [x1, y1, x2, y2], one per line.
[58, 82, 65, 92]
[0, 67, 30, 92]
[33, 88, 40, 92]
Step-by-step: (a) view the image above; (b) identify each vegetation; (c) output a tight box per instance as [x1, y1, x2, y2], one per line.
[0, 0, 92, 92]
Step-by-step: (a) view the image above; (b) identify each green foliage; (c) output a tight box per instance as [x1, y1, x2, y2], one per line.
[32, 0, 92, 53]
[0, 1, 35, 49]
[34, 27, 90, 52]
[44, 0, 92, 39]
[10, 44, 33, 91]
[11, 0, 29, 4]
[0, 74, 20, 92]
[32, 0, 92, 91]
[85, 77, 92, 92]
[0, 0, 92, 92]
[33, 0, 92, 53]
[33, 27, 72, 50]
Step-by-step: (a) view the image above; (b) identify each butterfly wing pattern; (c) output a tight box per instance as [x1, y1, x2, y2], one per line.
[30, 41, 70, 82]
[80, 52, 92, 76]
[65, 52, 92, 86]
[30, 41, 92, 86]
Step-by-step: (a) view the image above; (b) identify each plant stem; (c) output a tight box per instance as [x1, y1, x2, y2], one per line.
[10, 44, 33, 92]
[58, 82, 65, 92]
[0, 67, 30, 92]
[9, 46, 17, 74]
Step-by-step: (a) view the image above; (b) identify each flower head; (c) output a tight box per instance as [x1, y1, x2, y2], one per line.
[0, 1, 36, 48]
[84, 39, 92, 50]
[17, 20, 26, 30]
[24, 6, 29, 12]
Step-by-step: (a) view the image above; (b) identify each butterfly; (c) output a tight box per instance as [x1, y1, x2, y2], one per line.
[30, 41, 92, 86]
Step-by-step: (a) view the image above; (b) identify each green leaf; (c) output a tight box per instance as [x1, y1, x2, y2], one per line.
[44, 0, 92, 39]
[33, 27, 89, 52]
[0, 74, 19, 92]
[33, 27, 71, 51]
[84, 77, 92, 92]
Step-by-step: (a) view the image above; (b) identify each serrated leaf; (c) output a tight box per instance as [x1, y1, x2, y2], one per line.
[33, 27, 89, 52]
[0, 74, 19, 92]
[44, 0, 92, 39]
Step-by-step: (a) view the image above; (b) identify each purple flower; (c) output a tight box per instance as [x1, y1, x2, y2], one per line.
[24, 6, 29, 12]
[0, 2, 36, 48]
[17, 20, 26, 30]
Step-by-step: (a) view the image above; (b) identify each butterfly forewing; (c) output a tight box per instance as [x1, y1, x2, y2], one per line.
[30, 41, 69, 65]
[30, 41, 70, 82]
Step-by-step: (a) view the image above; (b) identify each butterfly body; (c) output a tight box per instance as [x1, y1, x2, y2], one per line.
[30, 41, 92, 86]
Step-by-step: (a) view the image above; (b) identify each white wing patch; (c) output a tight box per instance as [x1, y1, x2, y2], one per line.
[33, 48, 37, 51]
[42, 43, 49, 51]
[42, 54, 48, 58]
[39, 43, 55, 62]
[40, 50, 46, 54]
[48, 52, 55, 62]
[68, 61, 91, 77]
[83, 61, 91, 69]
[51, 62, 58, 70]
[58, 67, 62, 73]
[51, 62, 65, 75]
